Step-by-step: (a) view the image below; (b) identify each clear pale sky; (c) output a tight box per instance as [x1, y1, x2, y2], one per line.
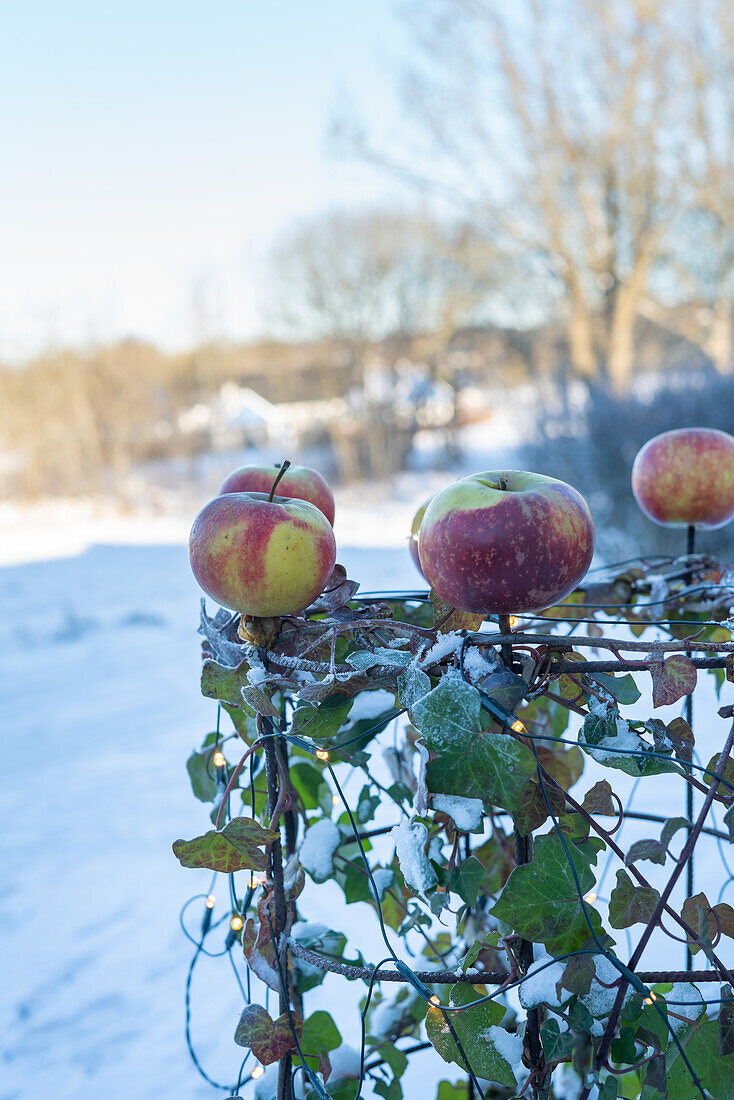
[0, 0, 416, 360]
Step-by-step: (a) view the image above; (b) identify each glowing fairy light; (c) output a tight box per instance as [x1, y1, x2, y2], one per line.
[509, 616, 521, 629]
[230, 915, 244, 932]
[213, 751, 226, 768]
[644, 992, 657, 1005]
[205, 894, 216, 909]
[584, 892, 597, 904]
[428, 994, 441, 1007]
[332, 795, 339, 805]
[252, 1065, 265, 1079]
[510, 719, 526, 734]
[315, 749, 329, 761]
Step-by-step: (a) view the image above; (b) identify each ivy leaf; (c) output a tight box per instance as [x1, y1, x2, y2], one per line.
[609, 869, 660, 928]
[682, 892, 734, 954]
[540, 1017, 575, 1065]
[589, 671, 641, 705]
[719, 985, 734, 1057]
[234, 1003, 302, 1064]
[625, 839, 666, 867]
[416, 673, 537, 818]
[347, 649, 412, 671]
[397, 663, 431, 711]
[201, 658, 254, 707]
[666, 716, 694, 764]
[309, 563, 359, 611]
[186, 750, 218, 803]
[301, 1011, 342, 1057]
[425, 983, 518, 1086]
[429, 590, 484, 634]
[662, 1019, 734, 1099]
[582, 780, 615, 815]
[660, 816, 691, 851]
[490, 834, 605, 956]
[292, 694, 353, 741]
[172, 817, 279, 873]
[449, 856, 484, 906]
[650, 654, 697, 708]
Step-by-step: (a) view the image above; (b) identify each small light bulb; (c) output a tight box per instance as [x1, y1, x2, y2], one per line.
[213, 751, 226, 768]
[206, 894, 216, 909]
[643, 992, 657, 1005]
[249, 874, 262, 889]
[252, 1065, 264, 1079]
[315, 749, 329, 761]
[584, 892, 597, 904]
[332, 795, 339, 805]
[428, 994, 441, 1007]
[510, 719, 526, 734]
[230, 915, 244, 932]
[509, 616, 521, 629]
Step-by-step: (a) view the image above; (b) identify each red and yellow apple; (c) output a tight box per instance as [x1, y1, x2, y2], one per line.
[189, 492, 336, 617]
[631, 427, 734, 530]
[409, 496, 433, 576]
[417, 470, 595, 614]
[219, 463, 335, 525]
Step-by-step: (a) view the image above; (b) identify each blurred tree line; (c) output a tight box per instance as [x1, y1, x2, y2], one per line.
[5, 0, 734, 500]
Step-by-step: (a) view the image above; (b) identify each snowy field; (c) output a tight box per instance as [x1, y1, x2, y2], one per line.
[2, 435, 733, 1100]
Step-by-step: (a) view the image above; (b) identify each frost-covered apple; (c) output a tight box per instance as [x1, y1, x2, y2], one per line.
[219, 463, 335, 525]
[189, 492, 336, 618]
[409, 496, 433, 576]
[631, 427, 734, 530]
[418, 470, 595, 613]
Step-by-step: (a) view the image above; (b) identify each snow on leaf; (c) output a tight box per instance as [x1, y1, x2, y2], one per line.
[650, 653, 697, 708]
[431, 794, 484, 832]
[299, 818, 341, 883]
[234, 1003, 302, 1064]
[172, 817, 279, 873]
[391, 819, 437, 894]
[426, 983, 516, 1087]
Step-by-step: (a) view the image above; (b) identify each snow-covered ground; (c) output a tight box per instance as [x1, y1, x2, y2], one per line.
[2, 429, 733, 1099]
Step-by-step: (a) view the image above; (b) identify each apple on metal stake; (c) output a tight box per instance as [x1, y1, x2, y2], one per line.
[631, 427, 734, 532]
[189, 461, 337, 621]
[417, 470, 595, 614]
[219, 462, 335, 525]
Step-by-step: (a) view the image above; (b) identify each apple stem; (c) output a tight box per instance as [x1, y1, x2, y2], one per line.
[268, 460, 291, 502]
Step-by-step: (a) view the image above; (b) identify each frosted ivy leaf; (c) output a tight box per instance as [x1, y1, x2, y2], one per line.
[391, 819, 437, 894]
[299, 818, 340, 883]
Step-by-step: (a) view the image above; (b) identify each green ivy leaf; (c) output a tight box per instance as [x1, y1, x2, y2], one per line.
[609, 869, 660, 929]
[540, 1017, 575, 1065]
[397, 663, 431, 710]
[186, 750, 218, 803]
[490, 834, 605, 956]
[416, 674, 537, 818]
[589, 671, 641, 705]
[449, 856, 484, 906]
[292, 694, 353, 741]
[301, 1010, 342, 1057]
[661, 1019, 734, 1099]
[425, 983, 518, 1086]
[172, 817, 279, 873]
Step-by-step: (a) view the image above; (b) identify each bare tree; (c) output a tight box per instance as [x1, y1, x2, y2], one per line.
[268, 207, 500, 476]
[344, 0, 720, 390]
